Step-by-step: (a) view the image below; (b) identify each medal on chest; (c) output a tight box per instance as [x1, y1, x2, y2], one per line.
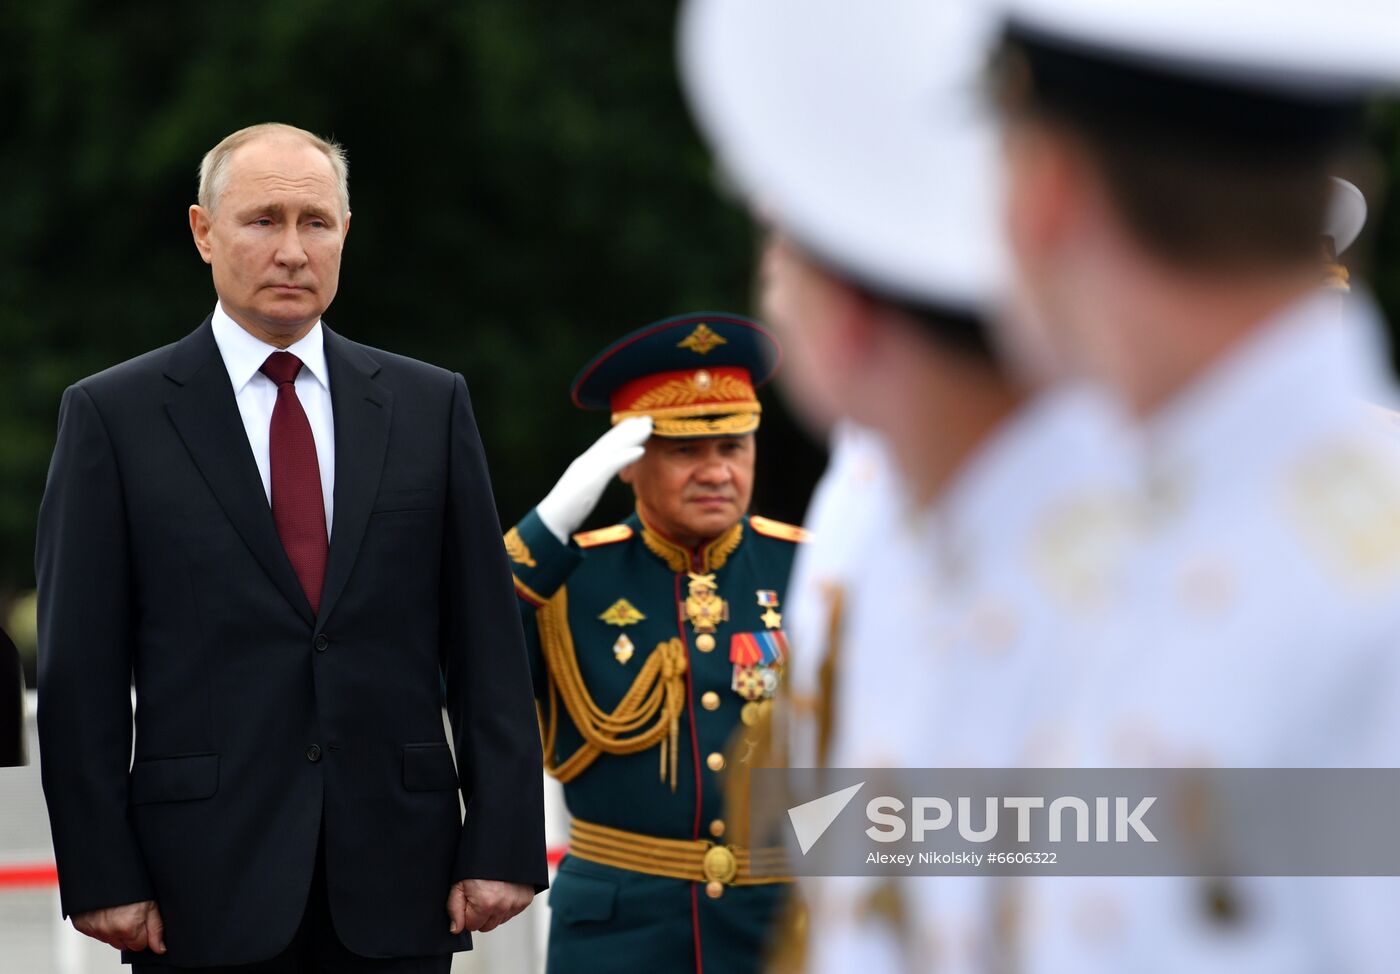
[729, 589, 789, 715]
[598, 598, 646, 665]
[684, 573, 729, 643]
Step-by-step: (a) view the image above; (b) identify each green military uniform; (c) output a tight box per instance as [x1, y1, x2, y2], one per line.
[508, 313, 801, 973]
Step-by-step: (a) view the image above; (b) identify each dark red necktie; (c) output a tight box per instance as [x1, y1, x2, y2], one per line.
[260, 352, 328, 615]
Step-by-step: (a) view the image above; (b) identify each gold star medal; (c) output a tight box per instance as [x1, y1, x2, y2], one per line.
[756, 589, 782, 629]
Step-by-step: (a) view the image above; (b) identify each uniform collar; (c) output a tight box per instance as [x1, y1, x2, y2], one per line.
[636, 507, 745, 574]
[210, 302, 331, 394]
[1142, 287, 1393, 501]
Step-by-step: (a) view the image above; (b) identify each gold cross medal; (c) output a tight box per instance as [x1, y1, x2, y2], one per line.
[684, 573, 729, 641]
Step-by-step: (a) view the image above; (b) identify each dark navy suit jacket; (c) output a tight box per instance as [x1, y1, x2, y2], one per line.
[35, 318, 547, 966]
[0, 627, 23, 768]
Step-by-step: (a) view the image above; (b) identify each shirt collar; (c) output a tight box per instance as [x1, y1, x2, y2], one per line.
[210, 303, 331, 394]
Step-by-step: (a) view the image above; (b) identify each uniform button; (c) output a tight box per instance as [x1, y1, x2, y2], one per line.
[314, 634, 329, 652]
[696, 634, 716, 653]
[705, 880, 725, 899]
[306, 745, 322, 763]
[701, 692, 721, 711]
[710, 819, 726, 838]
[706, 752, 725, 773]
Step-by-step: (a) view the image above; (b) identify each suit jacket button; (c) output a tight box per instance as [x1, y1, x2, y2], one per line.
[314, 634, 330, 652]
[306, 744, 323, 762]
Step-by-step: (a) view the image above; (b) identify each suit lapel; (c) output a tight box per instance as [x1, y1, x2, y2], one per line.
[316, 327, 393, 629]
[163, 319, 316, 625]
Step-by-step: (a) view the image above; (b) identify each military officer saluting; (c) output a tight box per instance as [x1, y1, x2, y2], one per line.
[507, 313, 802, 974]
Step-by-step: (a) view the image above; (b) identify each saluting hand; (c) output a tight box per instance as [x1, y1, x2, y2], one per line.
[446, 878, 533, 934]
[73, 899, 166, 953]
[536, 416, 654, 542]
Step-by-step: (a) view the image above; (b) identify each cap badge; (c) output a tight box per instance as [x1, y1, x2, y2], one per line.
[678, 323, 728, 355]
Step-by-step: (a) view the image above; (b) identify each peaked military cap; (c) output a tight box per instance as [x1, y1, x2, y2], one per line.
[680, 0, 1007, 314]
[570, 312, 781, 438]
[1000, 0, 1400, 154]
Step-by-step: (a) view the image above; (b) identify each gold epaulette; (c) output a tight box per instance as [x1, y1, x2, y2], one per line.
[573, 524, 635, 548]
[504, 526, 536, 567]
[749, 515, 810, 543]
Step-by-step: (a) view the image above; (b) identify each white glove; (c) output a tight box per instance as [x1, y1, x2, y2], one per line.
[536, 416, 653, 544]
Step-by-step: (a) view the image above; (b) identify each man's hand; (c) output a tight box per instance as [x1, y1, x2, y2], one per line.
[536, 416, 653, 543]
[446, 879, 534, 934]
[72, 900, 166, 953]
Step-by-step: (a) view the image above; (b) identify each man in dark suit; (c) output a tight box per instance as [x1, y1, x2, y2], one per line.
[36, 122, 546, 972]
[0, 626, 24, 768]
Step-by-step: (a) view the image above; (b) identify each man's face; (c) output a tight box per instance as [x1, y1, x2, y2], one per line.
[1005, 117, 1186, 407]
[189, 138, 349, 339]
[621, 435, 756, 546]
[758, 230, 851, 435]
[999, 119, 1109, 384]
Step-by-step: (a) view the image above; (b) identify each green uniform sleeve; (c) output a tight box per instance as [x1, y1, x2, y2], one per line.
[506, 507, 583, 699]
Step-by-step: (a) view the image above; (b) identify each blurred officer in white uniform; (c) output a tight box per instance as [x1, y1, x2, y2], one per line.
[990, 2, 1400, 971]
[681, 2, 1137, 970]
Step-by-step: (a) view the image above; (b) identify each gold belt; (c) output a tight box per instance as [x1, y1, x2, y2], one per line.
[568, 818, 792, 898]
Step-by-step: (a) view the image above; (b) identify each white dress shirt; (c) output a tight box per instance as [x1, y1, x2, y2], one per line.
[210, 303, 336, 536]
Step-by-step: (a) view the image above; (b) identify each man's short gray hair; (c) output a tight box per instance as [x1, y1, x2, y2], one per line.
[197, 122, 349, 214]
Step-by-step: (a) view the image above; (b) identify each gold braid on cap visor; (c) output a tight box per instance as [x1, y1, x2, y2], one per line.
[608, 367, 761, 437]
[613, 409, 761, 438]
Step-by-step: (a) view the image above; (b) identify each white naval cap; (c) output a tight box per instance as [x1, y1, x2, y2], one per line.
[678, 0, 1007, 315]
[1002, 0, 1400, 92]
[1326, 178, 1367, 256]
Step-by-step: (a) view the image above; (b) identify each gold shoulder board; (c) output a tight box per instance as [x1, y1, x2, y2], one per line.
[749, 515, 811, 543]
[573, 524, 635, 548]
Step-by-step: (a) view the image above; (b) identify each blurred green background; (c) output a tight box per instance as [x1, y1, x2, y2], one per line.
[4, 1, 1400, 684]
